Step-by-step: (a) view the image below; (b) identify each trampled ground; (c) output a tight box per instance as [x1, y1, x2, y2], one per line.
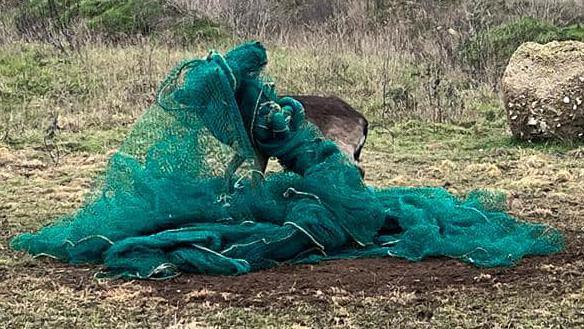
[1, 122, 583, 328]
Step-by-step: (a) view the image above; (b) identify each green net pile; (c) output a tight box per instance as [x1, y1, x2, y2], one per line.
[11, 42, 564, 279]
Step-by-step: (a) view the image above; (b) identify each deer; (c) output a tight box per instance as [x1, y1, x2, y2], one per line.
[255, 95, 369, 176]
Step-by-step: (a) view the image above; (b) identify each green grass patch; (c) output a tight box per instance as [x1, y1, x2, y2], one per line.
[58, 127, 128, 153]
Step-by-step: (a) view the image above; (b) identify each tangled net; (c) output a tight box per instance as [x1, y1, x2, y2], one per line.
[11, 42, 564, 279]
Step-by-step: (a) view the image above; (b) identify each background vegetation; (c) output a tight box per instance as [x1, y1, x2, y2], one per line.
[1, 0, 583, 131]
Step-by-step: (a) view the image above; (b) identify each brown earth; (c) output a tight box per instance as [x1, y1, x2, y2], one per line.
[21, 229, 577, 309]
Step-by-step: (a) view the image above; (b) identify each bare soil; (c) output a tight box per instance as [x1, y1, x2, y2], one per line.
[28, 230, 575, 309]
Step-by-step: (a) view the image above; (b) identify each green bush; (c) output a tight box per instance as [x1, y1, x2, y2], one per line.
[563, 24, 584, 40]
[15, 0, 80, 33]
[460, 17, 584, 78]
[79, 0, 163, 35]
[169, 17, 228, 43]
[14, 0, 228, 42]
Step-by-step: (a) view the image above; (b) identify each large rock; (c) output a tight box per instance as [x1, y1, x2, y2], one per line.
[502, 41, 584, 141]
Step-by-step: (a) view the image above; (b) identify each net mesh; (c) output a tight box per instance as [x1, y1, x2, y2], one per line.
[11, 42, 564, 279]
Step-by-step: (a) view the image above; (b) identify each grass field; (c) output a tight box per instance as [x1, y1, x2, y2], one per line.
[1, 41, 584, 328]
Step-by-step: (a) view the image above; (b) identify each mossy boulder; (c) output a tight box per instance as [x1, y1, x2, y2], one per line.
[502, 41, 584, 141]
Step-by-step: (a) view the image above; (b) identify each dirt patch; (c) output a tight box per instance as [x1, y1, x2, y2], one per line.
[41, 230, 581, 309]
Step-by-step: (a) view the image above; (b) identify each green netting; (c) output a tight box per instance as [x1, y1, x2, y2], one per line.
[11, 42, 564, 279]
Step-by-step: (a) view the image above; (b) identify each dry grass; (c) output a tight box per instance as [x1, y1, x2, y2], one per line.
[0, 41, 502, 154]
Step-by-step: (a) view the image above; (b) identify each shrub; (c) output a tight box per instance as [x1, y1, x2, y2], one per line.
[460, 17, 584, 80]
[15, 0, 79, 34]
[13, 0, 228, 43]
[169, 17, 227, 44]
[79, 0, 163, 35]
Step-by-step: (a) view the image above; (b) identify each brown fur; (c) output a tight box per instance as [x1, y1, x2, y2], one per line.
[256, 95, 368, 175]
